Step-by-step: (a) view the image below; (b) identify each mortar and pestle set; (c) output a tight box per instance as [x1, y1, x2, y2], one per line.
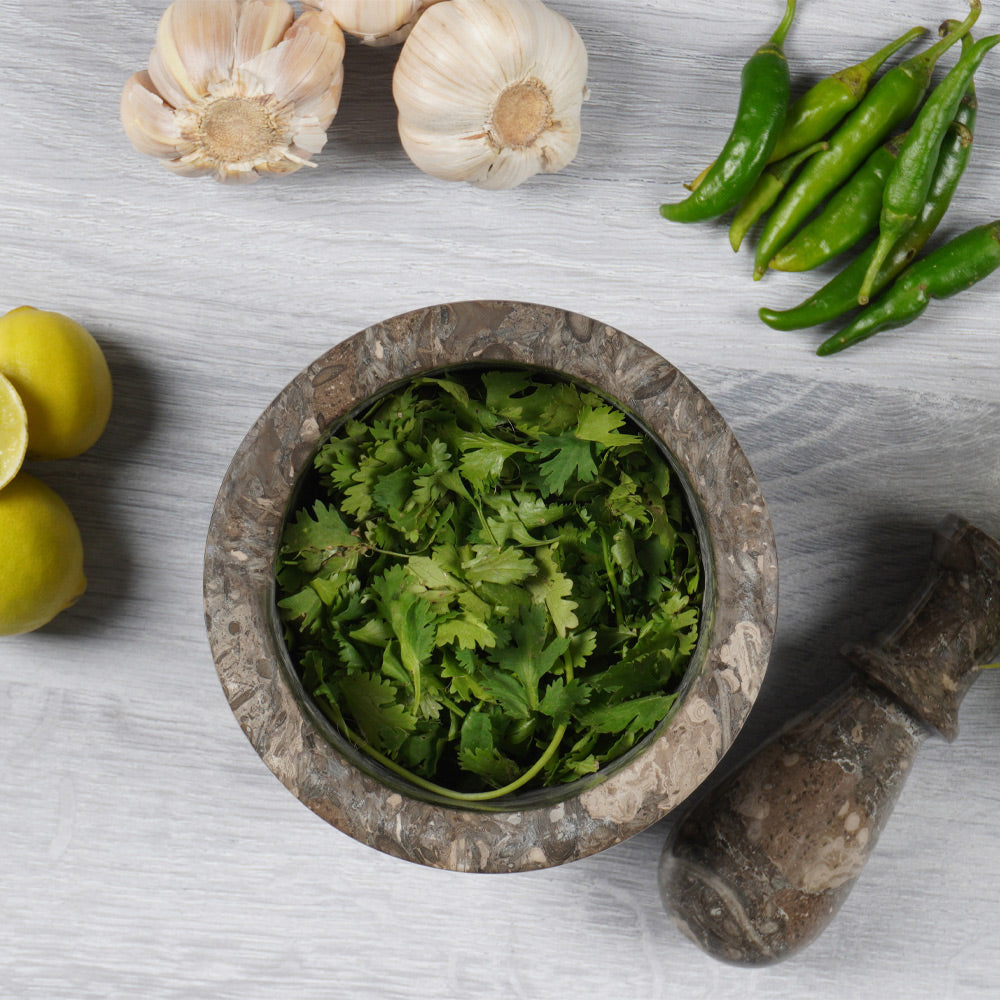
[204, 302, 1000, 964]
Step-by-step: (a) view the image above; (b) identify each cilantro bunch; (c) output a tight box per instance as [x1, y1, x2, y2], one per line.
[276, 368, 703, 802]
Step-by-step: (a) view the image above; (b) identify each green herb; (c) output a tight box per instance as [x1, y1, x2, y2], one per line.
[276, 368, 703, 802]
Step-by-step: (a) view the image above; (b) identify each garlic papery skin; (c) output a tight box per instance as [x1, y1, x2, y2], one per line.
[392, 0, 589, 190]
[302, 0, 444, 46]
[121, 0, 346, 183]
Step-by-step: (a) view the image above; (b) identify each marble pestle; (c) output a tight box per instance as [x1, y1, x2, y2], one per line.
[658, 515, 1000, 964]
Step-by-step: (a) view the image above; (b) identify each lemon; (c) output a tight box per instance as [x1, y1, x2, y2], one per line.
[0, 371, 27, 489]
[0, 471, 86, 635]
[0, 305, 112, 460]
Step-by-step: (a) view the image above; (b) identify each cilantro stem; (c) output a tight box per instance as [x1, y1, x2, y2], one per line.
[331, 654, 575, 804]
[600, 529, 624, 628]
[331, 718, 568, 802]
[472, 495, 499, 548]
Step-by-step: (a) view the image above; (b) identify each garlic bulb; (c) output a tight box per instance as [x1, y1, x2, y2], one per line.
[392, 0, 589, 190]
[302, 0, 444, 46]
[121, 0, 346, 183]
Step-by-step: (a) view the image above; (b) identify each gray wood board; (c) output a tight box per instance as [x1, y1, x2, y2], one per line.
[2, 0, 999, 996]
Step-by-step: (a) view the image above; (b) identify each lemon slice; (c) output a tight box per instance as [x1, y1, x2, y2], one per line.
[0, 371, 27, 489]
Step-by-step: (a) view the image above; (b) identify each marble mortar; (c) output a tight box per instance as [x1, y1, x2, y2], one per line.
[203, 301, 778, 872]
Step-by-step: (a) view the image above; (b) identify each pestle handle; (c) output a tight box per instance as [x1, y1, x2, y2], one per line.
[846, 514, 1000, 740]
[660, 516, 1000, 965]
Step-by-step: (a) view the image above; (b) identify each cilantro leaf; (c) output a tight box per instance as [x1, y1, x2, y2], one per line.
[605, 478, 651, 529]
[279, 501, 359, 575]
[478, 493, 566, 546]
[538, 677, 592, 726]
[462, 544, 536, 585]
[535, 434, 597, 494]
[370, 566, 438, 709]
[478, 663, 533, 719]
[610, 529, 641, 587]
[481, 370, 532, 419]
[276, 586, 323, 633]
[440, 651, 489, 703]
[435, 614, 497, 651]
[458, 746, 522, 788]
[371, 466, 414, 513]
[337, 671, 417, 754]
[575, 403, 643, 448]
[456, 432, 534, 489]
[489, 605, 571, 713]
[527, 545, 579, 638]
[406, 554, 464, 601]
[577, 692, 678, 736]
[516, 380, 582, 435]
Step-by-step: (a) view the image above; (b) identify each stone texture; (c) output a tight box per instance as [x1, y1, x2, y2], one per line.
[661, 677, 925, 964]
[203, 301, 778, 873]
[659, 516, 1000, 962]
[845, 515, 1000, 741]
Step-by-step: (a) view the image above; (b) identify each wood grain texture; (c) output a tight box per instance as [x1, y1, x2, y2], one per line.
[1, 0, 998, 996]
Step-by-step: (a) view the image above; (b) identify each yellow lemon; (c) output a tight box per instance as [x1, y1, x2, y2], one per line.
[0, 371, 28, 489]
[0, 305, 112, 460]
[0, 471, 86, 635]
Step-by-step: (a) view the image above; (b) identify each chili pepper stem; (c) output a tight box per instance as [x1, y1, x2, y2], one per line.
[684, 162, 713, 192]
[852, 25, 929, 84]
[911, 0, 981, 74]
[770, 0, 797, 46]
[859, 211, 912, 305]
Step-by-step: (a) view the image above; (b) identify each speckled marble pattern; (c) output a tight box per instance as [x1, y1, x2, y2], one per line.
[659, 517, 1000, 962]
[661, 676, 925, 964]
[846, 516, 1000, 741]
[203, 301, 778, 872]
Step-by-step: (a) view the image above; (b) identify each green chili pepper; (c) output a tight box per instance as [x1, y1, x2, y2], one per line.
[660, 0, 797, 223]
[686, 24, 924, 192]
[729, 141, 827, 252]
[757, 123, 974, 329]
[752, 2, 979, 280]
[817, 219, 1000, 355]
[858, 30, 1000, 304]
[770, 24, 927, 162]
[758, 23, 979, 331]
[770, 133, 906, 272]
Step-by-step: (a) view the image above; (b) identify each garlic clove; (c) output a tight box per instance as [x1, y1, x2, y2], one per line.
[237, 10, 345, 114]
[302, 0, 444, 46]
[392, 0, 588, 189]
[394, 124, 489, 183]
[234, 0, 295, 64]
[120, 71, 187, 159]
[149, 0, 242, 108]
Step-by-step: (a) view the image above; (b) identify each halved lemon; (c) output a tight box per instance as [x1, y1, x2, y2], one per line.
[0, 371, 28, 490]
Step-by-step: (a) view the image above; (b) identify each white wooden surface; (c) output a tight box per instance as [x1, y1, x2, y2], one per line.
[2, 1, 999, 996]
